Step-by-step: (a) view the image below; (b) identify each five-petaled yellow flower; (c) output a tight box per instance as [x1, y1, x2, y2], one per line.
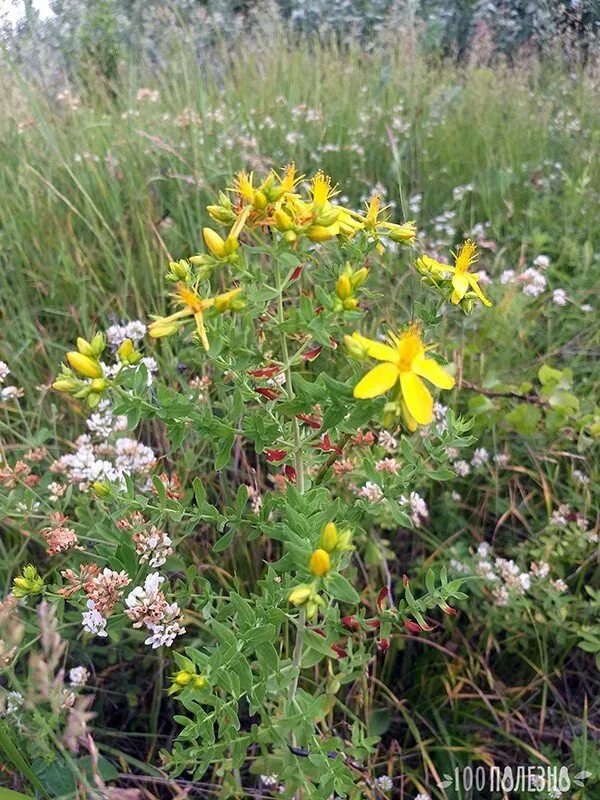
[347, 326, 455, 425]
[416, 240, 491, 307]
[148, 282, 242, 351]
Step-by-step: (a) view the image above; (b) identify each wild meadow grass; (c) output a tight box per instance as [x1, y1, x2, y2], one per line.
[0, 21, 599, 800]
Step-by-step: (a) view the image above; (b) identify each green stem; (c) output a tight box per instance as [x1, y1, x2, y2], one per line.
[273, 257, 305, 493]
[287, 605, 306, 748]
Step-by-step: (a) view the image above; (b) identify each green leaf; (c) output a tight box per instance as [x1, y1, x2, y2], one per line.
[325, 573, 360, 604]
[0, 790, 34, 800]
[506, 403, 541, 435]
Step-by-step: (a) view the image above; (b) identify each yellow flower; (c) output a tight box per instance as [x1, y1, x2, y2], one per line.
[288, 583, 314, 606]
[173, 670, 193, 687]
[66, 352, 103, 379]
[343, 196, 416, 244]
[320, 522, 338, 552]
[148, 282, 243, 351]
[348, 325, 455, 425]
[416, 240, 491, 307]
[310, 171, 337, 211]
[309, 548, 331, 577]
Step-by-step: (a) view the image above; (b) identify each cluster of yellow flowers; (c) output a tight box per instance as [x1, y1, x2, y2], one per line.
[289, 522, 353, 616]
[145, 166, 418, 352]
[52, 333, 143, 407]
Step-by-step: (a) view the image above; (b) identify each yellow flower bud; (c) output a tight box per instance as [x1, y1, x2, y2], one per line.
[336, 275, 352, 301]
[66, 352, 103, 379]
[169, 259, 191, 279]
[90, 378, 108, 393]
[90, 332, 106, 356]
[343, 334, 365, 359]
[193, 676, 207, 689]
[203, 227, 227, 258]
[148, 318, 180, 338]
[350, 267, 369, 288]
[214, 287, 244, 314]
[173, 670, 193, 687]
[223, 234, 239, 255]
[386, 222, 416, 244]
[309, 548, 331, 577]
[253, 190, 268, 210]
[288, 584, 313, 606]
[92, 481, 111, 497]
[52, 377, 80, 393]
[306, 225, 336, 242]
[305, 600, 319, 620]
[274, 207, 294, 231]
[342, 297, 359, 311]
[118, 338, 134, 359]
[315, 207, 340, 227]
[207, 204, 236, 224]
[12, 565, 44, 598]
[284, 230, 298, 244]
[87, 392, 102, 409]
[320, 522, 338, 552]
[76, 337, 94, 356]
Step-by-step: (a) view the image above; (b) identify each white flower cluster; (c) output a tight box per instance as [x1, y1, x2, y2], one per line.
[125, 573, 185, 649]
[68, 666, 90, 688]
[133, 526, 174, 568]
[400, 491, 429, 527]
[433, 401, 448, 432]
[471, 447, 489, 468]
[358, 481, 384, 502]
[82, 600, 108, 637]
[1, 690, 24, 719]
[549, 504, 595, 542]
[86, 399, 128, 439]
[105, 320, 147, 347]
[473, 543, 568, 606]
[375, 775, 394, 792]
[51, 434, 156, 491]
[0, 361, 22, 402]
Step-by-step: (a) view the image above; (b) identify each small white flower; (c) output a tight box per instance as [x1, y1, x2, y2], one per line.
[533, 254, 550, 269]
[572, 469, 589, 485]
[0, 361, 10, 383]
[68, 666, 90, 688]
[82, 600, 108, 637]
[260, 775, 279, 788]
[1, 385, 22, 401]
[500, 269, 515, 284]
[144, 620, 185, 648]
[454, 459, 470, 477]
[376, 775, 394, 792]
[580, 303, 593, 313]
[552, 288, 568, 306]
[471, 447, 489, 468]
[1, 691, 24, 718]
[358, 481, 383, 502]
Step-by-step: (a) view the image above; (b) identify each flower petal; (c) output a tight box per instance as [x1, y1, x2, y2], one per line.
[417, 254, 454, 274]
[413, 356, 455, 390]
[400, 371, 433, 425]
[354, 363, 399, 399]
[451, 272, 470, 304]
[348, 333, 398, 362]
[469, 275, 493, 307]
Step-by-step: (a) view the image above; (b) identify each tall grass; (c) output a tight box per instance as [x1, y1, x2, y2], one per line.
[1, 25, 598, 401]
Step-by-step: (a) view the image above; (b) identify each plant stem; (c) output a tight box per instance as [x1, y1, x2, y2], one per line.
[273, 257, 305, 493]
[274, 253, 306, 767]
[287, 605, 306, 748]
